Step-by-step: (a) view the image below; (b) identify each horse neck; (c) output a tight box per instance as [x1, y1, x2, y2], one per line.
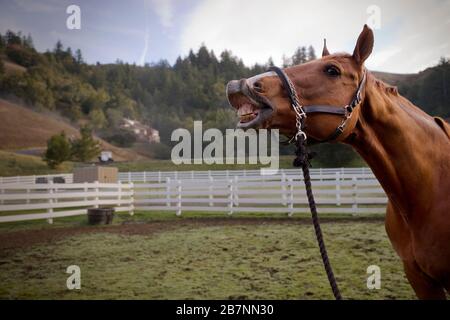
[347, 75, 445, 220]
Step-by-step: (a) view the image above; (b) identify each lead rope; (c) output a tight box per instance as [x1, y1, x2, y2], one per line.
[268, 65, 343, 300]
[293, 136, 343, 300]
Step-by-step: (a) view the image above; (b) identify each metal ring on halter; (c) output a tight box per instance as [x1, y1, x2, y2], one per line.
[295, 131, 307, 141]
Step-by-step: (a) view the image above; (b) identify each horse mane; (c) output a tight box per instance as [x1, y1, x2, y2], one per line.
[367, 71, 450, 139]
[372, 78, 399, 96]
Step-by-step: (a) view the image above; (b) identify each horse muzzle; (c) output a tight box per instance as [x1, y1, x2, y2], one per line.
[226, 78, 274, 129]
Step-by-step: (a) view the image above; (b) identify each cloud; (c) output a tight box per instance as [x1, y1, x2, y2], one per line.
[151, 0, 174, 28]
[180, 0, 450, 73]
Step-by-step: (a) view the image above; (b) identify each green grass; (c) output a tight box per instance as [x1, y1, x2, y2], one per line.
[0, 219, 414, 299]
[0, 150, 73, 177]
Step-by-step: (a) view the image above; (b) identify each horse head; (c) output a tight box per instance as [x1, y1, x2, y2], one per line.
[226, 25, 374, 142]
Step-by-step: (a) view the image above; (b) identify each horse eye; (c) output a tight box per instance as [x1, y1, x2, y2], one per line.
[325, 66, 340, 77]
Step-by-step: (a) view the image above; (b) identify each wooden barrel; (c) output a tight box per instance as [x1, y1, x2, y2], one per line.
[87, 207, 115, 225]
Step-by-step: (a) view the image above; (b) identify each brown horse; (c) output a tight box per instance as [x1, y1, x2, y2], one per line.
[226, 25, 450, 299]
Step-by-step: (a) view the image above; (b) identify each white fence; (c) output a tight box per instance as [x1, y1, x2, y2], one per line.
[0, 168, 387, 223]
[0, 181, 133, 223]
[0, 168, 373, 185]
[117, 167, 374, 183]
[133, 172, 386, 216]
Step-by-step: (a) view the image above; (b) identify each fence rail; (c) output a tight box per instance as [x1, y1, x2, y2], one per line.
[0, 168, 386, 223]
[0, 168, 373, 184]
[118, 167, 374, 183]
[0, 181, 133, 223]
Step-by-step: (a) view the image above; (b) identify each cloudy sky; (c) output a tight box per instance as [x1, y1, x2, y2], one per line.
[1, 0, 449, 73]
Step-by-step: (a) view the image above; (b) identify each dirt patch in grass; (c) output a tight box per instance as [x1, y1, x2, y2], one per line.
[0, 217, 383, 257]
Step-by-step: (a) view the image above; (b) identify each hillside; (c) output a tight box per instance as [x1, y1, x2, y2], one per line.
[371, 71, 417, 86]
[0, 30, 448, 168]
[0, 99, 144, 161]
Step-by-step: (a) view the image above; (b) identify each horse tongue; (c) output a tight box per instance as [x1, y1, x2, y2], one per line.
[237, 103, 255, 116]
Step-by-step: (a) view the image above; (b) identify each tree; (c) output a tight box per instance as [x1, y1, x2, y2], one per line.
[75, 48, 83, 64]
[0, 59, 4, 76]
[0, 34, 5, 52]
[71, 126, 101, 162]
[292, 46, 308, 65]
[43, 132, 72, 168]
[90, 108, 107, 128]
[54, 40, 63, 54]
[307, 45, 316, 61]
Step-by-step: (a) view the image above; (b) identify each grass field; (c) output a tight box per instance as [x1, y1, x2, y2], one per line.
[0, 212, 415, 300]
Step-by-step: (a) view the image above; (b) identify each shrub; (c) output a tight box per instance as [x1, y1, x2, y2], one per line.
[43, 132, 72, 169]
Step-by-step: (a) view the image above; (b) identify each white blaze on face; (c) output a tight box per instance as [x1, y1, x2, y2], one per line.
[246, 71, 277, 87]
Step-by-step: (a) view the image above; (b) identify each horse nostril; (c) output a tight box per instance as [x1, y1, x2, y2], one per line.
[253, 81, 263, 93]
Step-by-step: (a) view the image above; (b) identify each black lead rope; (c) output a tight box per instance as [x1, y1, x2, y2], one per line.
[268, 66, 343, 300]
[293, 137, 343, 300]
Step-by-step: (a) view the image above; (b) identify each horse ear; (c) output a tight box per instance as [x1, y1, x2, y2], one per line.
[322, 39, 330, 57]
[352, 24, 374, 65]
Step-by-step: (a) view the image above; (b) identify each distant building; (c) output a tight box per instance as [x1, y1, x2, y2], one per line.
[121, 118, 160, 143]
[99, 151, 113, 163]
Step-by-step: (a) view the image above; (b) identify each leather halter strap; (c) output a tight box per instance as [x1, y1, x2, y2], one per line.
[267, 66, 366, 144]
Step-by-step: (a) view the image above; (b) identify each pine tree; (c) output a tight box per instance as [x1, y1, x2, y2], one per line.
[307, 45, 316, 61]
[54, 40, 63, 54]
[75, 48, 83, 64]
[71, 126, 101, 162]
[292, 46, 308, 65]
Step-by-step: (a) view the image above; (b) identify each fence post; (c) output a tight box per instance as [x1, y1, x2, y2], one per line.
[26, 187, 30, 204]
[94, 180, 99, 208]
[228, 179, 234, 215]
[129, 182, 135, 216]
[288, 178, 294, 217]
[83, 182, 88, 203]
[176, 180, 182, 216]
[143, 171, 147, 183]
[234, 176, 239, 206]
[281, 172, 287, 206]
[47, 181, 54, 224]
[209, 176, 214, 207]
[117, 182, 122, 208]
[0, 185, 4, 205]
[166, 177, 171, 207]
[352, 176, 358, 215]
[335, 172, 341, 206]
[158, 171, 161, 183]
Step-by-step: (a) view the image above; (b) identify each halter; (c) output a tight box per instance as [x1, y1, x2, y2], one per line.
[267, 66, 367, 144]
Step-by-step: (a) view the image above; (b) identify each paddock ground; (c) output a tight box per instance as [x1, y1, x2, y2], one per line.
[0, 212, 416, 299]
